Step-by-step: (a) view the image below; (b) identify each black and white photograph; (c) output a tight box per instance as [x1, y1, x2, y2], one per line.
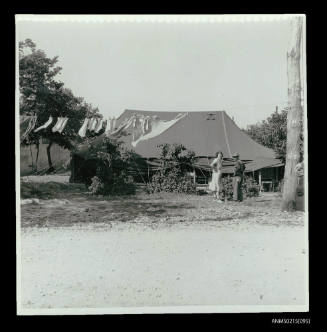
[16, 14, 308, 315]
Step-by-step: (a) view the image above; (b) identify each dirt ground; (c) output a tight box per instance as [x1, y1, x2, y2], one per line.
[18, 176, 308, 310]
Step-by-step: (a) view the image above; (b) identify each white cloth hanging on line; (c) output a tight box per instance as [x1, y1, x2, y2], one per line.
[112, 118, 117, 131]
[94, 119, 103, 133]
[111, 116, 135, 136]
[57, 117, 68, 133]
[107, 117, 112, 132]
[131, 113, 187, 147]
[21, 115, 37, 143]
[105, 118, 116, 136]
[52, 117, 65, 132]
[139, 117, 145, 134]
[102, 119, 107, 132]
[78, 118, 89, 137]
[144, 116, 151, 132]
[87, 118, 96, 131]
[90, 118, 98, 131]
[34, 116, 53, 133]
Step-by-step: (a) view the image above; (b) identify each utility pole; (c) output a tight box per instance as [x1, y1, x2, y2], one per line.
[281, 16, 304, 211]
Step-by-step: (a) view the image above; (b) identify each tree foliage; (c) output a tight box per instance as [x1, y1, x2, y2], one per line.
[243, 108, 303, 162]
[86, 137, 136, 196]
[146, 143, 196, 194]
[19, 39, 102, 170]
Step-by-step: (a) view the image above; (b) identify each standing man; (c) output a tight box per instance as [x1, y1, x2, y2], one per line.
[232, 152, 245, 202]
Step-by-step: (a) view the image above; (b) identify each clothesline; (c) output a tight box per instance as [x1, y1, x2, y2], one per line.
[20, 114, 120, 142]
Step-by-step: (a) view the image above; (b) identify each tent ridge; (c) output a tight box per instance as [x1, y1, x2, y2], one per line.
[221, 111, 232, 158]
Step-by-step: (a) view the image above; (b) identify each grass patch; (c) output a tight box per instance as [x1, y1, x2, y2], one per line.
[21, 181, 86, 200]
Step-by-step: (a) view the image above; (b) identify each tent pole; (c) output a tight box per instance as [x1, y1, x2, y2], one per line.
[259, 170, 262, 193]
[147, 160, 150, 182]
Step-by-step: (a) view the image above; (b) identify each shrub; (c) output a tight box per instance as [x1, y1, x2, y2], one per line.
[146, 172, 196, 194]
[221, 176, 234, 200]
[220, 175, 260, 200]
[84, 137, 136, 196]
[146, 143, 196, 194]
[88, 176, 104, 195]
[242, 176, 260, 198]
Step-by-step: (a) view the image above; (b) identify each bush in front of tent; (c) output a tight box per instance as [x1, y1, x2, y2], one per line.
[221, 176, 234, 200]
[85, 137, 136, 196]
[146, 143, 196, 194]
[221, 175, 260, 200]
[146, 172, 196, 194]
[242, 176, 260, 198]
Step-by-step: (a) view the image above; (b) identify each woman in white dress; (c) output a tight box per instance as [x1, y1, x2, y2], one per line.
[209, 151, 224, 202]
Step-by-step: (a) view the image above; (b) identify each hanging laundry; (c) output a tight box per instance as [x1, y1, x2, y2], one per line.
[105, 118, 111, 136]
[87, 118, 95, 131]
[107, 117, 112, 132]
[139, 117, 145, 134]
[92, 118, 98, 132]
[90, 118, 98, 131]
[144, 117, 148, 132]
[131, 113, 187, 147]
[102, 119, 107, 132]
[132, 116, 145, 142]
[110, 116, 135, 136]
[144, 116, 151, 132]
[94, 119, 103, 133]
[20, 115, 37, 143]
[52, 117, 65, 133]
[132, 116, 137, 141]
[34, 115, 53, 133]
[52, 117, 60, 132]
[78, 118, 89, 137]
[57, 117, 68, 134]
[112, 118, 117, 131]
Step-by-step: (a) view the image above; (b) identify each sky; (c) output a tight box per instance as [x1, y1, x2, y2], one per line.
[16, 15, 296, 128]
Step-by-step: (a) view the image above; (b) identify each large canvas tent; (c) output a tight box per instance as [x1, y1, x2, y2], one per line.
[71, 110, 282, 184]
[113, 110, 276, 160]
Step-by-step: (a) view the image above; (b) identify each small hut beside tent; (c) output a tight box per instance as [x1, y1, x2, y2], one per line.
[70, 110, 284, 191]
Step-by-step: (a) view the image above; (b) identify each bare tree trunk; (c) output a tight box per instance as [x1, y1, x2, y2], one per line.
[282, 17, 303, 211]
[35, 139, 40, 172]
[46, 141, 54, 173]
[69, 152, 75, 183]
[29, 144, 34, 170]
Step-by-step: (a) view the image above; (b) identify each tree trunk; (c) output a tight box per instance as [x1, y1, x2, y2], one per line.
[35, 139, 40, 172]
[282, 17, 303, 211]
[46, 141, 54, 173]
[29, 144, 34, 170]
[69, 152, 74, 183]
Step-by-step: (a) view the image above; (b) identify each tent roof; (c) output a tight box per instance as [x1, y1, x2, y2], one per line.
[111, 109, 276, 160]
[244, 158, 284, 172]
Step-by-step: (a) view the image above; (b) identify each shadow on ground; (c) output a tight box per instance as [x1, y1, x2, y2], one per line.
[20, 181, 304, 228]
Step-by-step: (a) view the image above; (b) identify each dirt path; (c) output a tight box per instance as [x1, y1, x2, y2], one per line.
[20, 222, 307, 309]
[19, 179, 307, 311]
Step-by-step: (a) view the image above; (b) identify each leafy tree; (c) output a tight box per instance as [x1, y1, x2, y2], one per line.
[146, 143, 196, 194]
[19, 39, 101, 172]
[243, 108, 303, 162]
[86, 137, 136, 195]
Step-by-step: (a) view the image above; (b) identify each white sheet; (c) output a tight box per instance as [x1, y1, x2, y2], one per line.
[131, 113, 186, 147]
